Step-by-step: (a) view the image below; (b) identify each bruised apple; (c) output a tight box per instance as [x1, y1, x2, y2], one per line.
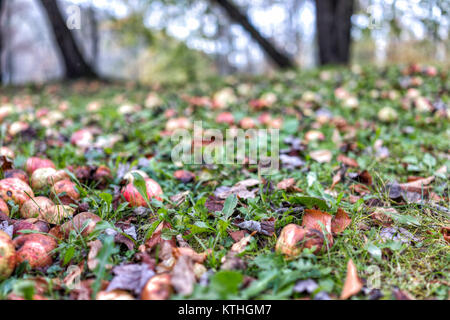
[0, 178, 34, 207]
[215, 112, 234, 125]
[70, 129, 94, 148]
[50, 180, 80, 202]
[141, 274, 172, 300]
[276, 224, 328, 257]
[25, 157, 55, 175]
[30, 168, 69, 190]
[0, 198, 9, 216]
[13, 219, 49, 237]
[44, 205, 75, 224]
[239, 117, 256, 129]
[14, 234, 57, 269]
[20, 196, 54, 219]
[0, 146, 15, 159]
[61, 212, 101, 238]
[275, 224, 307, 257]
[121, 178, 163, 207]
[96, 290, 135, 300]
[0, 231, 16, 280]
[4, 169, 29, 183]
[123, 170, 149, 184]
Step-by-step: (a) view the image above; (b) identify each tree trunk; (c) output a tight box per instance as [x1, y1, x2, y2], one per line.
[0, 0, 4, 84]
[315, 0, 354, 65]
[211, 0, 295, 69]
[88, 6, 99, 68]
[39, 0, 97, 79]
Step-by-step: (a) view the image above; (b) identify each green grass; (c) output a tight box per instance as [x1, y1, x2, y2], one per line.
[0, 64, 449, 300]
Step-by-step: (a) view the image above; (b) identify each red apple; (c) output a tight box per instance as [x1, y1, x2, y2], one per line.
[14, 234, 57, 269]
[0, 231, 15, 280]
[50, 180, 80, 203]
[121, 178, 163, 207]
[4, 169, 29, 183]
[0, 178, 34, 207]
[25, 157, 55, 175]
[216, 112, 234, 125]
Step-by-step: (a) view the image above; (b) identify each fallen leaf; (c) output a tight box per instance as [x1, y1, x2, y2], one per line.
[87, 240, 103, 271]
[331, 167, 346, 190]
[231, 231, 256, 253]
[277, 178, 295, 190]
[173, 247, 209, 263]
[398, 175, 434, 195]
[63, 263, 84, 288]
[392, 288, 414, 300]
[310, 150, 332, 163]
[337, 154, 359, 167]
[171, 255, 196, 296]
[302, 209, 332, 235]
[441, 226, 450, 243]
[170, 191, 189, 207]
[378, 226, 419, 244]
[145, 221, 176, 250]
[340, 259, 363, 299]
[370, 207, 396, 226]
[214, 180, 259, 200]
[233, 217, 275, 236]
[106, 264, 155, 295]
[293, 279, 319, 294]
[349, 170, 372, 185]
[228, 230, 247, 242]
[331, 208, 352, 234]
[173, 170, 195, 183]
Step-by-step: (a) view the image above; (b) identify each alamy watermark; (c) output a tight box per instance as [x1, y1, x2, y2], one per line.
[171, 121, 280, 176]
[66, 5, 81, 30]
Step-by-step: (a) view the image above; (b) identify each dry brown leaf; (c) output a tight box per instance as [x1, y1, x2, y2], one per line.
[340, 259, 363, 300]
[370, 207, 396, 226]
[171, 255, 196, 296]
[302, 209, 332, 234]
[87, 240, 102, 271]
[399, 175, 434, 194]
[145, 221, 176, 250]
[331, 208, 352, 234]
[173, 247, 209, 263]
[173, 170, 195, 183]
[310, 150, 332, 163]
[337, 154, 359, 167]
[205, 195, 225, 213]
[228, 230, 247, 242]
[231, 231, 256, 253]
[441, 226, 450, 243]
[63, 263, 84, 288]
[331, 170, 344, 190]
[277, 178, 295, 190]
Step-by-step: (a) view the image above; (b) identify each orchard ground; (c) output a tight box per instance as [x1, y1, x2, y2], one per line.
[0, 65, 448, 300]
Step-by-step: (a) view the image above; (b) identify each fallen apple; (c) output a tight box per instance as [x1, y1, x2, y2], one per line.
[61, 212, 101, 238]
[0, 230, 16, 280]
[121, 178, 163, 207]
[13, 219, 49, 237]
[4, 169, 29, 183]
[14, 234, 57, 269]
[50, 180, 80, 202]
[123, 170, 149, 184]
[0, 178, 34, 207]
[25, 157, 56, 175]
[20, 196, 55, 220]
[30, 168, 69, 190]
[0, 198, 9, 216]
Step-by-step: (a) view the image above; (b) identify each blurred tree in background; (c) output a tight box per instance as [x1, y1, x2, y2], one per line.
[0, 0, 448, 85]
